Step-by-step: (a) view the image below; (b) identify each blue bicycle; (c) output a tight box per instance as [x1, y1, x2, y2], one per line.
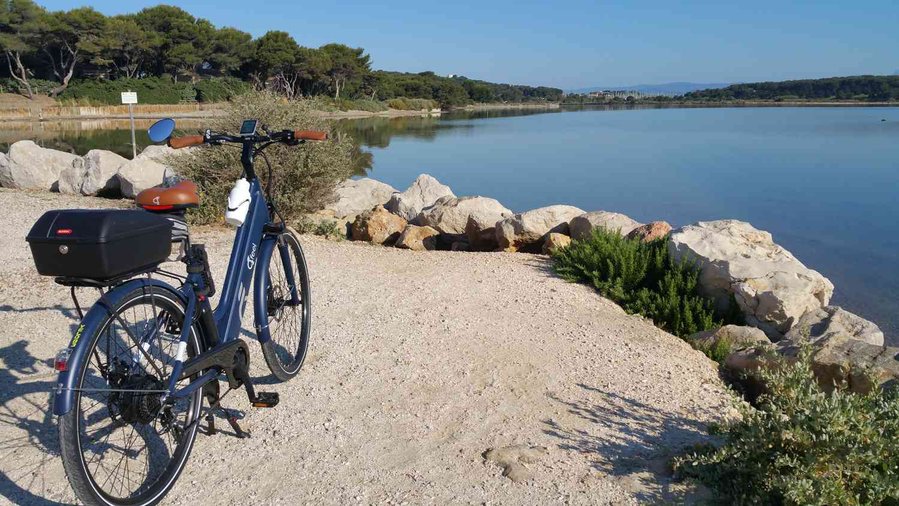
[28, 118, 326, 505]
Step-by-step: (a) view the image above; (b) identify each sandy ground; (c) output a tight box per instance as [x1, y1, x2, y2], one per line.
[0, 189, 735, 505]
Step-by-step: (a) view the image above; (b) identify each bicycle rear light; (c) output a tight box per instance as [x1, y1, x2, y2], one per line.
[54, 348, 72, 372]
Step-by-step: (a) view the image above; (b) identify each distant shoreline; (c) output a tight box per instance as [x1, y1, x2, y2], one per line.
[563, 100, 899, 108]
[0, 98, 895, 123]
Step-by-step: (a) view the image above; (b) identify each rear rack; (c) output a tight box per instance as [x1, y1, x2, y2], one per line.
[55, 267, 186, 321]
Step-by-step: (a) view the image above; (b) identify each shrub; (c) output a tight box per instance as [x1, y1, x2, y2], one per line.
[194, 77, 250, 103]
[387, 97, 438, 110]
[673, 350, 899, 505]
[168, 91, 357, 225]
[294, 215, 345, 240]
[310, 97, 389, 112]
[61, 77, 193, 105]
[552, 228, 722, 338]
[0, 78, 57, 96]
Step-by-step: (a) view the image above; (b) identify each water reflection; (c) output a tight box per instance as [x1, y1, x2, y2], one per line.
[0, 119, 205, 158]
[336, 108, 573, 149]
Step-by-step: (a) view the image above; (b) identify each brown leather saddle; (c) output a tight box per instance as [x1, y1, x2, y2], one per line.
[135, 180, 200, 212]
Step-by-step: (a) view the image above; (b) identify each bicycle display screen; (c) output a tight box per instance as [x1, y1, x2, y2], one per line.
[239, 119, 258, 136]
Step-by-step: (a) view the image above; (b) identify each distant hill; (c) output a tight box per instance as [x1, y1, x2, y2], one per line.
[683, 75, 899, 101]
[569, 82, 732, 95]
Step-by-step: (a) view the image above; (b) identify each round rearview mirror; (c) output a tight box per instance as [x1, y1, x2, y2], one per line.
[148, 118, 176, 143]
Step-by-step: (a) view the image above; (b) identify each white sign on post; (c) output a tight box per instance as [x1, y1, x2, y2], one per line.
[122, 91, 139, 158]
[121, 91, 138, 105]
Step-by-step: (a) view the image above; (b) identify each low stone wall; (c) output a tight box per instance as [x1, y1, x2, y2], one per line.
[0, 103, 225, 121]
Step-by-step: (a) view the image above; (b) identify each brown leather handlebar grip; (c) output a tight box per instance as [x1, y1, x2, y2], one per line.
[294, 130, 328, 141]
[168, 135, 205, 149]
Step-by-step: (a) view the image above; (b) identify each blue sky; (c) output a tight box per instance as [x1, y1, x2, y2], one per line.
[41, 0, 899, 89]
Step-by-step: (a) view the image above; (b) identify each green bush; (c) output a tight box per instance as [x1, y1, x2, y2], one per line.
[387, 97, 438, 110]
[294, 215, 346, 240]
[673, 350, 899, 505]
[194, 77, 251, 103]
[61, 77, 193, 105]
[311, 97, 389, 112]
[552, 228, 721, 337]
[169, 92, 357, 225]
[0, 78, 57, 96]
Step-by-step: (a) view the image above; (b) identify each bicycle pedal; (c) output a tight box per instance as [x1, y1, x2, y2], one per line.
[251, 392, 279, 408]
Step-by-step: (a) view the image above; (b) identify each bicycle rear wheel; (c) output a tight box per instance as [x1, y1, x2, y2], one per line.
[59, 285, 203, 506]
[260, 230, 311, 382]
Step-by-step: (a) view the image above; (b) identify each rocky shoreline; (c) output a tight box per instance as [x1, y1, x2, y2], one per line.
[320, 174, 899, 393]
[2, 140, 896, 394]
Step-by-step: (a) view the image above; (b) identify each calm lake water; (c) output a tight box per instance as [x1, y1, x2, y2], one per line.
[7, 106, 898, 341]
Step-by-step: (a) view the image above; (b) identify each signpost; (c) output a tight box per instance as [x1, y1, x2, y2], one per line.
[121, 91, 138, 159]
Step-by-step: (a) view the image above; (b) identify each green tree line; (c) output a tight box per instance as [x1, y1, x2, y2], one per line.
[0, 0, 562, 106]
[684, 75, 899, 102]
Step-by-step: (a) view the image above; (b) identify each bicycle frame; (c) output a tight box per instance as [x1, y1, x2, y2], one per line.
[53, 144, 300, 415]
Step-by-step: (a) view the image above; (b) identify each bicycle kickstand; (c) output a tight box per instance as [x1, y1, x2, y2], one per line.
[202, 381, 251, 439]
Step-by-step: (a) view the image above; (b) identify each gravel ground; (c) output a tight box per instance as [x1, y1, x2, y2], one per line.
[0, 189, 735, 505]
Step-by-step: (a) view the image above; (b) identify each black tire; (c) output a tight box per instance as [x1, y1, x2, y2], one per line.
[260, 229, 311, 382]
[59, 285, 204, 506]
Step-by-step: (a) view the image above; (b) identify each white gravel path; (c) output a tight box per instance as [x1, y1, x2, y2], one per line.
[0, 189, 734, 505]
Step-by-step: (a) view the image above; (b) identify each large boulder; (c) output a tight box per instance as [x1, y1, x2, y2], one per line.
[81, 150, 126, 196]
[542, 232, 572, 255]
[690, 324, 772, 350]
[785, 306, 884, 347]
[350, 205, 407, 245]
[395, 224, 440, 251]
[626, 221, 672, 243]
[418, 195, 512, 236]
[496, 205, 584, 252]
[325, 178, 397, 218]
[385, 174, 454, 222]
[726, 335, 899, 394]
[117, 156, 171, 198]
[139, 145, 178, 160]
[669, 220, 834, 337]
[58, 149, 126, 196]
[569, 211, 643, 240]
[0, 140, 81, 190]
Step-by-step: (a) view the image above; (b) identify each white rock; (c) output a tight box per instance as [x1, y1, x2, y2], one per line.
[385, 174, 455, 222]
[417, 196, 512, 235]
[569, 211, 643, 240]
[57, 149, 127, 196]
[0, 153, 9, 186]
[140, 144, 187, 161]
[117, 159, 170, 198]
[325, 178, 397, 218]
[668, 220, 834, 336]
[80, 150, 126, 195]
[496, 205, 584, 252]
[785, 306, 884, 346]
[0, 140, 81, 191]
[56, 164, 86, 195]
[117, 145, 187, 198]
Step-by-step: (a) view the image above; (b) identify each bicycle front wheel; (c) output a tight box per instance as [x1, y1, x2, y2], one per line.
[58, 284, 203, 506]
[260, 229, 312, 382]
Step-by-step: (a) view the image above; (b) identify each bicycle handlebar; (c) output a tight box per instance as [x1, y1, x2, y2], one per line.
[294, 130, 328, 141]
[167, 129, 328, 149]
[168, 135, 205, 149]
